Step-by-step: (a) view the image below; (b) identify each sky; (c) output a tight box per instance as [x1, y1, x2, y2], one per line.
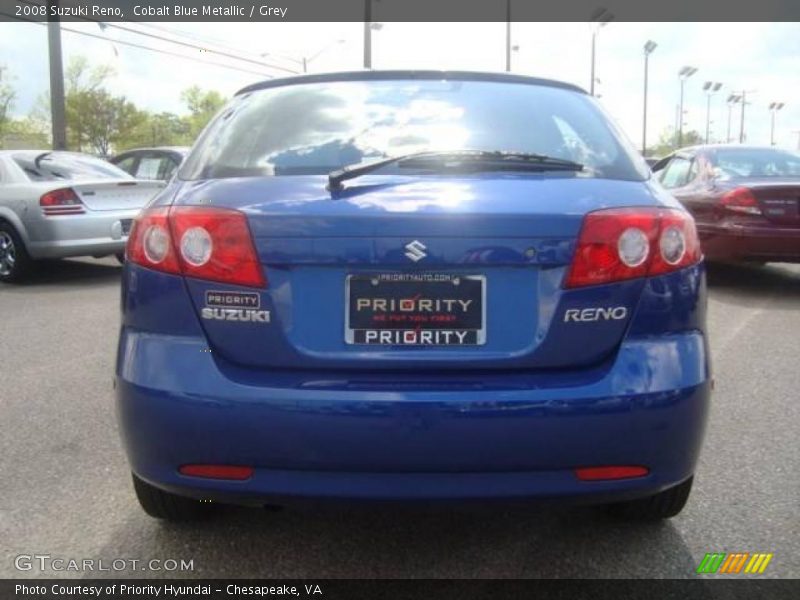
[1, 21, 799, 151]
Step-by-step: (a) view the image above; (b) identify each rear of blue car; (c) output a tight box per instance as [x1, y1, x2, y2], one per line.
[115, 72, 710, 521]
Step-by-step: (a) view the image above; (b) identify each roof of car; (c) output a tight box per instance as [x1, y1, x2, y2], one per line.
[677, 144, 792, 153]
[114, 147, 190, 155]
[236, 70, 587, 96]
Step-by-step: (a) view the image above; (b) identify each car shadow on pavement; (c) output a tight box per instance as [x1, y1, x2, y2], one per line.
[98, 502, 702, 579]
[705, 262, 800, 301]
[1, 258, 122, 288]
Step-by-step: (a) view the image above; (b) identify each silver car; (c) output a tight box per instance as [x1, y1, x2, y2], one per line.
[0, 151, 164, 282]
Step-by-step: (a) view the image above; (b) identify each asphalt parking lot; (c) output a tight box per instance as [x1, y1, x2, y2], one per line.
[1, 259, 798, 579]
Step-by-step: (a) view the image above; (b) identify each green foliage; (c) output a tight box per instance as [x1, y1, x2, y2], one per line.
[4, 56, 228, 154]
[0, 65, 16, 137]
[180, 86, 227, 140]
[647, 128, 704, 158]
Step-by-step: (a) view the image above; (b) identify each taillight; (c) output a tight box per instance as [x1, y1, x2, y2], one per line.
[720, 187, 762, 215]
[565, 207, 701, 288]
[40, 188, 85, 216]
[127, 206, 265, 288]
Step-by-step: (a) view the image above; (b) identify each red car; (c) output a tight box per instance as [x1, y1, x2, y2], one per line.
[653, 145, 800, 263]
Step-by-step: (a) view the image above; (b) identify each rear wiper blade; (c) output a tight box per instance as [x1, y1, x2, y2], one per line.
[327, 150, 583, 192]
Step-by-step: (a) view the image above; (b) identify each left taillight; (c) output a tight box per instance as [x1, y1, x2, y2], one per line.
[40, 188, 85, 216]
[564, 207, 702, 288]
[127, 205, 265, 288]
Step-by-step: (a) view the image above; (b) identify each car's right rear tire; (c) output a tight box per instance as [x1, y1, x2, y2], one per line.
[606, 476, 694, 520]
[0, 223, 34, 283]
[132, 474, 213, 521]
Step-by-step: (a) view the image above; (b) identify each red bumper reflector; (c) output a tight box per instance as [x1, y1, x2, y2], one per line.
[179, 464, 254, 480]
[575, 466, 649, 481]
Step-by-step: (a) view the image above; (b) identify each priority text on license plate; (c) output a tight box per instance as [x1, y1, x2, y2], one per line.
[345, 273, 485, 346]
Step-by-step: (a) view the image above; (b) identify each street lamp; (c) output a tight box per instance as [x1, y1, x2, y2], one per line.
[726, 94, 741, 143]
[261, 40, 345, 73]
[677, 65, 698, 147]
[642, 40, 657, 155]
[589, 8, 614, 96]
[702, 81, 723, 144]
[364, 0, 384, 69]
[768, 102, 785, 146]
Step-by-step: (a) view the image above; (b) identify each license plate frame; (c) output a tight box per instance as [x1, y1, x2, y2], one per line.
[345, 273, 486, 346]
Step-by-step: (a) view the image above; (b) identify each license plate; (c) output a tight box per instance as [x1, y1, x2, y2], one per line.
[345, 273, 485, 346]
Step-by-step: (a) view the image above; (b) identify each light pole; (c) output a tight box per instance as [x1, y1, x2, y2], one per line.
[702, 81, 723, 144]
[261, 40, 345, 73]
[768, 102, 785, 146]
[733, 90, 756, 143]
[677, 66, 697, 147]
[589, 8, 614, 96]
[642, 40, 657, 155]
[505, 0, 511, 72]
[46, 0, 67, 150]
[726, 94, 741, 143]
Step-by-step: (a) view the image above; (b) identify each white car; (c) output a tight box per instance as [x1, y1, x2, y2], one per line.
[0, 151, 164, 282]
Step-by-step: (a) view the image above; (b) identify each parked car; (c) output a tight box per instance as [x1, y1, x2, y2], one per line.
[117, 71, 710, 522]
[110, 147, 190, 181]
[0, 151, 164, 282]
[652, 145, 800, 263]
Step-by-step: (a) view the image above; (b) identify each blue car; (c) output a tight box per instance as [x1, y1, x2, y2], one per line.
[116, 71, 710, 521]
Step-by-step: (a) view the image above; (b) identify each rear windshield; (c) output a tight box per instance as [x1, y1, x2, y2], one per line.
[13, 152, 132, 182]
[180, 78, 648, 182]
[710, 148, 800, 179]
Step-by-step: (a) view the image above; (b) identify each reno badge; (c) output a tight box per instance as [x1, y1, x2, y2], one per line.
[202, 290, 270, 323]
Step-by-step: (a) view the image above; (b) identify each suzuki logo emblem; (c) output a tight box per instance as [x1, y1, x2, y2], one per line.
[404, 240, 427, 262]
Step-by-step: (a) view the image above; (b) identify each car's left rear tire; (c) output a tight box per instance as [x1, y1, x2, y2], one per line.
[0, 223, 34, 283]
[132, 474, 213, 521]
[606, 476, 693, 520]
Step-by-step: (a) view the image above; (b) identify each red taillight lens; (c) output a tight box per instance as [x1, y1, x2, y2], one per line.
[575, 466, 649, 481]
[127, 206, 265, 288]
[169, 206, 265, 288]
[565, 207, 701, 288]
[40, 188, 85, 215]
[179, 464, 254, 480]
[720, 187, 762, 215]
[126, 207, 180, 274]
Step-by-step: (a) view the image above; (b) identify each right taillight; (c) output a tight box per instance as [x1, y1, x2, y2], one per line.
[565, 207, 701, 288]
[719, 187, 762, 215]
[127, 205, 265, 288]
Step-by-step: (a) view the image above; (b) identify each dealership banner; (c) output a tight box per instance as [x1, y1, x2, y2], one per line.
[1, 0, 799, 22]
[3, 579, 800, 600]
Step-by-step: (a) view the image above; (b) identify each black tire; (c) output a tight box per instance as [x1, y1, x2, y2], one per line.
[0, 222, 34, 283]
[115, 252, 126, 265]
[606, 476, 693, 520]
[132, 474, 212, 521]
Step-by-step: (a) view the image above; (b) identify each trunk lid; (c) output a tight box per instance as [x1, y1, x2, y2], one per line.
[71, 180, 165, 211]
[746, 180, 800, 226]
[175, 175, 661, 371]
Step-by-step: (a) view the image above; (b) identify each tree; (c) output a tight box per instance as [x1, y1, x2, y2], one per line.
[647, 128, 704, 158]
[0, 65, 16, 138]
[181, 86, 226, 139]
[63, 56, 116, 151]
[81, 90, 144, 156]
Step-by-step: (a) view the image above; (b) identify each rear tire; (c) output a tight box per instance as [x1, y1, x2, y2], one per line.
[132, 474, 212, 521]
[606, 476, 693, 520]
[0, 222, 34, 283]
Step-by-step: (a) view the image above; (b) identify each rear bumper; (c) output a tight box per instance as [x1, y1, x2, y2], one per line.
[26, 211, 136, 259]
[699, 223, 800, 263]
[115, 330, 711, 504]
